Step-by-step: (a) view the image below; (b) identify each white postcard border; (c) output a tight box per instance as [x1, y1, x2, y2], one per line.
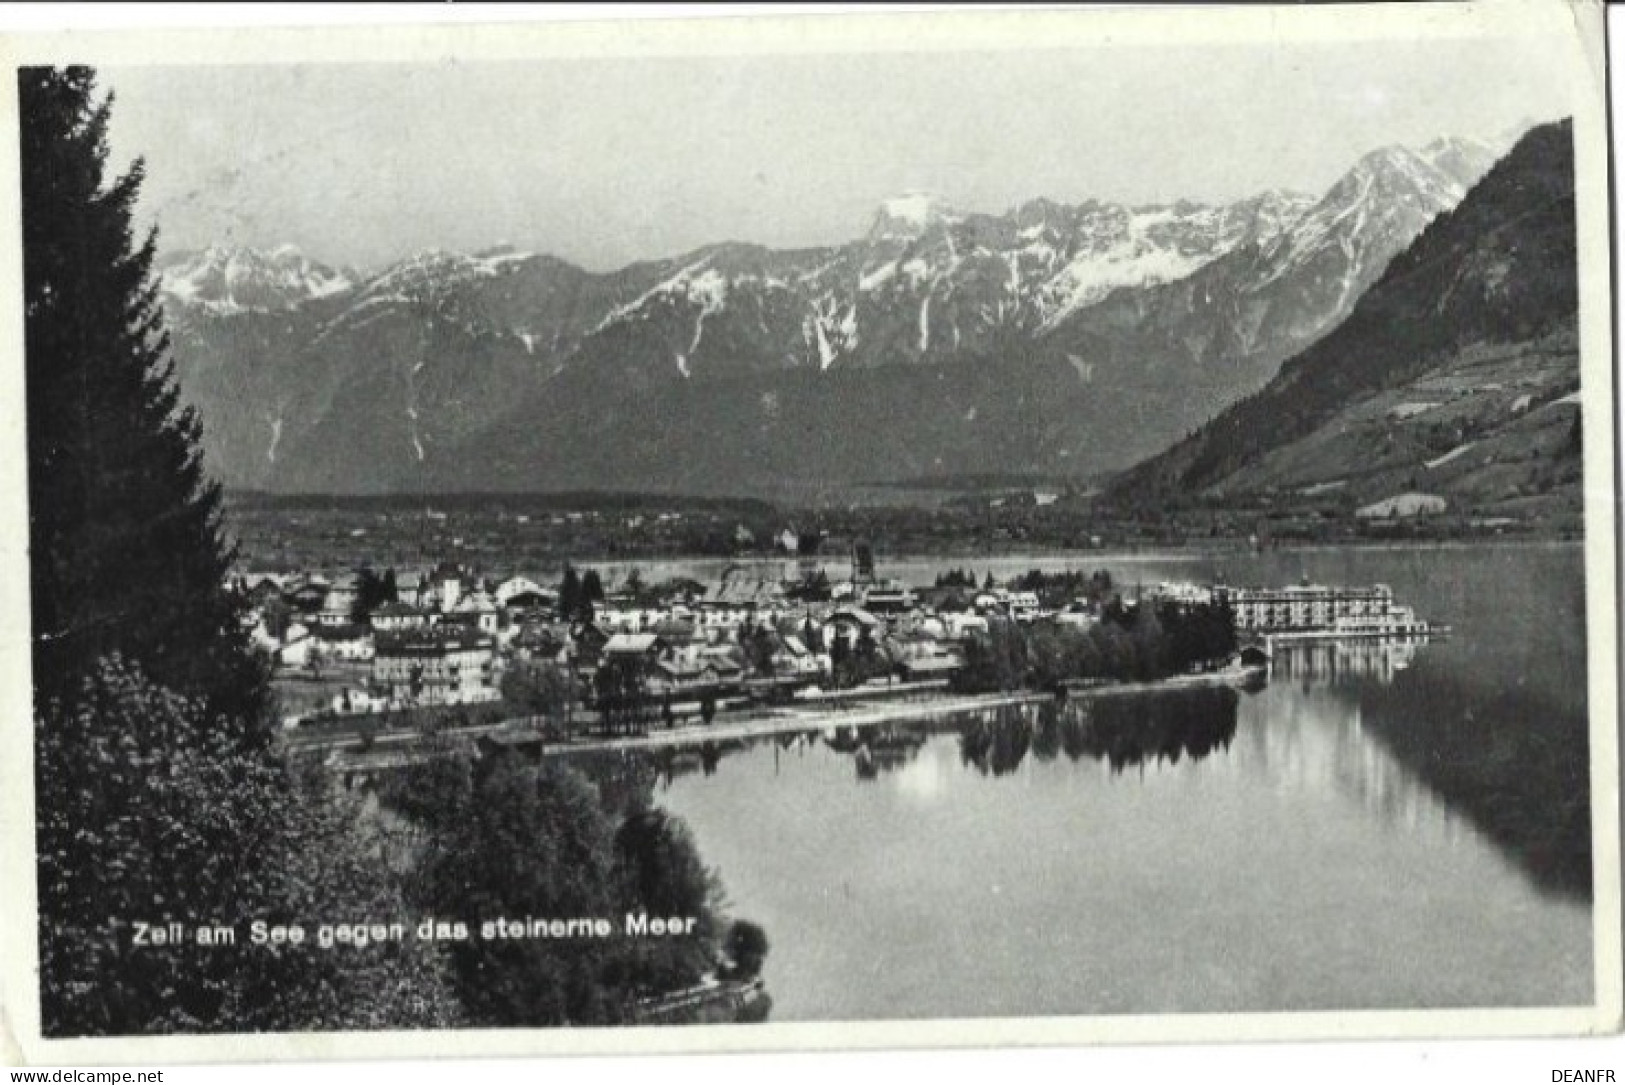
[0, 1, 1616, 1065]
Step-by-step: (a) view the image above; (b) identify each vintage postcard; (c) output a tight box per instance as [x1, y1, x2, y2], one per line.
[0, 2, 1618, 1067]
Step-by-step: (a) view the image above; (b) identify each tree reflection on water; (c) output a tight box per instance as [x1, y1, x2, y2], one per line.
[727, 688, 1246, 781]
[573, 647, 1586, 905]
[958, 689, 1240, 776]
[824, 725, 929, 781]
[583, 686, 1247, 787]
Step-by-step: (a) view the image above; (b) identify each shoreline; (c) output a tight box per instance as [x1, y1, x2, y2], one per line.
[545, 688, 1055, 757]
[524, 665, 1258, 759]
[246, 534, 1581, 581]
[484, 535, 1585, 580]
[315, 666, 1265, 772]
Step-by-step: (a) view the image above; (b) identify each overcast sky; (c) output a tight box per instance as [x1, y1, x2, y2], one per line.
[102, 35, 1574, 273]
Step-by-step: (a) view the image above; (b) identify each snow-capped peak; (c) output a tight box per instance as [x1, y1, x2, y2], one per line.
[354, 246, 537, 305]
[880, 192, 954, 226]
[869, 191, 959, 240]
[1352, 144, 1430, 179]
[160, 243, 354, 314]
[1416, 135, 1500, 193]
[1419, 135, 1494, 160]
[1252, 135, 1481, 310]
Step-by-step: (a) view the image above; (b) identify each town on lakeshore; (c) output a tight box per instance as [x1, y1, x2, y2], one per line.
[243, 538, 1447, 760]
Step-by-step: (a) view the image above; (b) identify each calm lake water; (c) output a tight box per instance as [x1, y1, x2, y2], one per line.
[577, 543, 1595, 1019]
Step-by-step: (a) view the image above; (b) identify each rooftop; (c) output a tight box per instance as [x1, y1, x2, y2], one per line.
[604, 632, 664, 654]
[376, 629, 494, 656]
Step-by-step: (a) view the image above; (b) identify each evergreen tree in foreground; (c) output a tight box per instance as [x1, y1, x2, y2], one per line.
[21, 65, 266, 732]
[25, 67, 464, 1037]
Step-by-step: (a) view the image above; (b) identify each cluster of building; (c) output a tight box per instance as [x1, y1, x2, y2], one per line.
[238, 563, 526, 719]
[240, 535, 1447, 727]
[235, 560, 1113, 727]
[238, 551, 1445, 728]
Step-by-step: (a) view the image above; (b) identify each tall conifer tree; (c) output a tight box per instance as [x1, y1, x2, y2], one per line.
[24, 69, 470, 1035]
[20, 66, 266, 732]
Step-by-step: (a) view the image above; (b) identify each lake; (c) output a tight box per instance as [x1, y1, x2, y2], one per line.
[574, 543, 1595, 1019]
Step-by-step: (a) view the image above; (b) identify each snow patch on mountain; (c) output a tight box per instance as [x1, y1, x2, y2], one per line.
[859, 260, 898, 291]
[1031, 197, 1312, 332]
[803, 296, 857, 370]
[1037, 238, 1217, 331]
[676, 267, 728, 376]
[402, 405, 424, 461]
[807, 315, 836, 370]
[593, 257, 734, 342]
[1425, 441, 1476, 469]
[1258, 144, 1468, 294]
[475, 244, 535, 269]
[900, 257, 934, 287]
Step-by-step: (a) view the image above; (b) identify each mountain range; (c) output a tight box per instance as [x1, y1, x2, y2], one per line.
[1110, 120, 1579, 522]
[159, 132, 1511, 496]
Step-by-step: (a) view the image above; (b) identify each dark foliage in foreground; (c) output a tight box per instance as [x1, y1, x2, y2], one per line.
[27, 67, 459, 1036]
[397, 751, 760, 1026]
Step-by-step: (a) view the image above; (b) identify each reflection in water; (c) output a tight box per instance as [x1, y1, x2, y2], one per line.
[803, 689, 1244, 782]
[565, 546, 1592, 1019]
[1058, 689, 1239, 773]
[1266, 637, 1590, 901]
[570, 739, 753, 814]
[1361, 656, 1590, 901]
[1271, 638, 1422, 686]
[580, 632, 1585, 906]
[825, 725, 929, 781]
[1239, 683, 1469, 846]
[954, 690, 1242, 777]
[958, 706, 1034, 777]
[856, 732, 928, 782]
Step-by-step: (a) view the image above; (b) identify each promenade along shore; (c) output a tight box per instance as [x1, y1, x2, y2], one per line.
[314, 662, 1268, 776]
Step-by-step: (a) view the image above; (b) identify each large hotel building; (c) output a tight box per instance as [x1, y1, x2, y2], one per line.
[1212, 583, 1399, 633]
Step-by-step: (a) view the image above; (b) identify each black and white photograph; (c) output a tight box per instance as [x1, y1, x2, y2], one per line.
[1, 1, 1618, 1067]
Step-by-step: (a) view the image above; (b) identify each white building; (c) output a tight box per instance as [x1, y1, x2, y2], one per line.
[372, 628, 498, 707]
[312, 623, 375, 662]
[495, 575, 554, 610]
[453, 589, 502, 635]
[1216, 583, 1397, 632]
[370, 602, 432, 633]
[276, 623, 314, 669]
[1152, 581, 1214, 606]
[1007, 591, 1041, 622]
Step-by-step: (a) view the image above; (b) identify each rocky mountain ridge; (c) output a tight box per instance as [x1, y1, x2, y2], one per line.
[1108, 120, 1579, 524]
[159, 132, 1510, 495]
